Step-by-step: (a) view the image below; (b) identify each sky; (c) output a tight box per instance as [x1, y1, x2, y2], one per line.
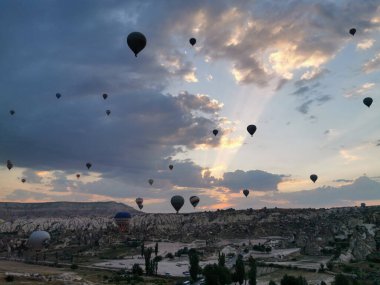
[0, 0, 380, 213]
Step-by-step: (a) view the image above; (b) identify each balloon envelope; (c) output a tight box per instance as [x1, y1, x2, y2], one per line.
[189, 38, 196, 46]
[21, 178, 26, 183]
[247, 125, 257, 136]
[56, 93, 61, 99]
[171, 195, 185, 213]
[106, 110, 111, 116]
[169, 165, 173, 170]
[189, 196, 200, 208]
[27, 231, 51, 251]
[6, 160, 13, 170]
[213, 129, 218, 136]
[114, 212, 131, 232]
[243, 189, 249, 197]
[148, 179, 154, 185]
[310, 174, 318, 183]
[136, 197, 143, 208]
[10, 110, 15, 115]
[363, 97, 373, 108]
[103, 93, 108, 99]
[76, 174, 80, 179]
[86, 163, 92, 170]
[127, 32, 147, 57]
[349, 28, 356, 36]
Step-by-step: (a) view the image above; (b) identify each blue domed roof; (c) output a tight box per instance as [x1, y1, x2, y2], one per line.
[114, 212, 131, 219]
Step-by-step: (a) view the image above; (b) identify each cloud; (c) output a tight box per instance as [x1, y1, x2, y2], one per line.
[189, 1, 380, 85]
[362, 53, 380, 73]
[356, 39, 375, 50]
[296, 99, 314, 114]
[276, 176, 380, 207]
[333, 179, 353, 183]
[344, 82, 375, 97]
[216, 169, 287, 192]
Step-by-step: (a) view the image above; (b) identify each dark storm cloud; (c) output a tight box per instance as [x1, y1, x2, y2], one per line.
[216, 170, 287, 192]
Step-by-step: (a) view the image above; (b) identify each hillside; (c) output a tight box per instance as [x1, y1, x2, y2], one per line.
[0, 201, 140, 220]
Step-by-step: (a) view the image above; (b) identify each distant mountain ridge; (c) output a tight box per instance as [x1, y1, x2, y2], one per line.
[0, 201, 140, 220]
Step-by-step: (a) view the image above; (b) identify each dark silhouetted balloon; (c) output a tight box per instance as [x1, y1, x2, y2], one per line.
[76, 174, 80, 179]
[127, 32, 147, 57]
[310, 174, 318, 183]
[27, 231, 51, 251]
[21, 178, 26, 183]
[349, 28, 356, 36]
[86, 163, 92, 170]
[171, 195, 185, 213]
[136, 197, 143, 210]
[148, 179, 154, 185]
[114, 212, 131, 232]
[213, 129, 218, 136]
[56, 93, 61, 99]
[106, 110, 111, 116]
[10, 110, 15, 115]
[6, 160, 13, 170]
[102, 93, 108, 100]
[243, 189, 249, 197]
[169, 164, 173, 170]
[363, 97, 373, 108]
[189, 38, 196, 46]
[247, 125, 257, 136]
[189, 196, 200, 208]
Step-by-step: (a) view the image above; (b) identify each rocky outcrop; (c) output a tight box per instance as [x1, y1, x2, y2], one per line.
[0, 205, 379, 261]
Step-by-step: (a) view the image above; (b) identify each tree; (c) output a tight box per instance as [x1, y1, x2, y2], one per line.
[141, 242, 145, 257]
[235, 255, 245, 285]
[155, 242, 158, 257]
[189, 249, 200, 281]
[334, 274, 349, 285]
[144, 247, 153, 275]
[203, 263, 231, 285]
[132, 263, 143, 276]
[218, 252, 226, 267]
[320, 281, 327, 285]
[319, 263, 325, 272]
[248, 256, 257, 285]
[269, 280, 277, 285]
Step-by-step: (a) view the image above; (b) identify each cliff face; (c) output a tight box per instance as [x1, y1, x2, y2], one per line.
[0, 201, 140, 220]
[0, 205, 379, 261]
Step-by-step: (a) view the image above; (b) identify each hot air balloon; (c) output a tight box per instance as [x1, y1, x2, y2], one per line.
[27, 231, 51, 251]
[21, 178, 26, 183]
[136, 197, 143, 210]
[102, 93, 108, 100]
[114, 212, 131, 232]
[6, 160, 13, 170]
[127, 32, 147, 57]
[171, 195, 184, 213]
[106, 110, 111, 116]
[169, 165, 173, 170]
[243, 189, 249, 197]
[9, 110, 15, 115]
[247, 125, 257, 137]
[363, 97, 373, 108]
[349, 28, 356, 36]
[310, 174, 318, 183]
[189, 196, 200, 208]
[56, 93, 61, 99]
[148, 179, 154, 186]
[213, 129, 218, 136]
[86, 163, 92, 170]
[76, 174, 80, 179]
[189, 38, 196, 46]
